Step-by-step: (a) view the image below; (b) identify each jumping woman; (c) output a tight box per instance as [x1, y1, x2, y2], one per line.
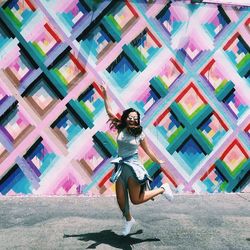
[100, 83, 173, 236]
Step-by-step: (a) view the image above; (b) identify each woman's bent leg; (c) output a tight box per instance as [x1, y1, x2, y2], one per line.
[115, 180, 131, 221]
[128, 177, 164, 205]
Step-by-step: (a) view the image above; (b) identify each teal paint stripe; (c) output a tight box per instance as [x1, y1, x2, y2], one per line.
[192, 130, 212, 154]
[227, 160, 250, 192]
[68, 100, 94, 129]
[95, 131, 117, 157]
[0, 8, 66, 98]
[102, 15, 121, 41]
[150, 77, 168, 98]
[169, 102, 214, 153]
[170, 102, 191, 129]
[191, 105, 213, 127]
[237, 53, 250, 77]
[195, 80, 236, 130]
[215, 159, 232, 181]
[216, 81, 235, 101]
[123, 44, 147, 71]
[167, 128, 189, 154]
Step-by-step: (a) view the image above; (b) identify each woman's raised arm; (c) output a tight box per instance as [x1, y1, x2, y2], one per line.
[100, 82, 117, 120]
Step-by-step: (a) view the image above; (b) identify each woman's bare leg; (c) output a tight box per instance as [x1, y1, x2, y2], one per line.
[128, 177, 164, 205]
[115, 180, 132, 221]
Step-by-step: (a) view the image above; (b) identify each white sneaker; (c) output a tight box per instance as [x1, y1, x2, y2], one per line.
[161, 183, 174, 201]
[122, 217, 136, 236]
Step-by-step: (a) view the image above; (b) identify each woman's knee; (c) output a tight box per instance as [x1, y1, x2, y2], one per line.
[130, 198, 140, 205]
[130, 193, 144, 205]
[128, 178, 142, 205]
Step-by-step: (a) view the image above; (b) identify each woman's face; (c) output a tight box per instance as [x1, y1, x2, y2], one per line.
[126, 111, 139, 127]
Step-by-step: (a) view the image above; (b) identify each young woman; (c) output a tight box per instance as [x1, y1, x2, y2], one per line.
[100, 83, 173, 236]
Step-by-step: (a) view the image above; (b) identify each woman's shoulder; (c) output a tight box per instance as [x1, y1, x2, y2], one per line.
[139, 130, 145, 140]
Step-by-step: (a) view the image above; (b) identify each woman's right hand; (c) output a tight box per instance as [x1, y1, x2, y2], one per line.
[100, 81, 107, 94]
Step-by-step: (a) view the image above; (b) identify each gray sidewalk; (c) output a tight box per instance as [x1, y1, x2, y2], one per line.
[0, 193, 250, 250]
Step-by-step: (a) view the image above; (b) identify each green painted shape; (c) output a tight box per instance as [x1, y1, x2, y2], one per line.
[102, 15, 121, 41]
[69, 100, 94, 128]
[169, 102, 214, 154]
[215, 79, 228, 94]
[170, 102, 190, 126]
[4, 8, 22, 28]
[29, 42, 45, 62]
[171, 101, 213, 129]
[95, 131, 117, 156]
[167, 128, 189, 154]
[230, 158, 248, 177]
[52, 69, 68, 85]
[123, 44, 147, 71]
[179, 103, 208, 122]
[150, 77, 168, 97]
[168, 126, 184, 144]
[220, 181, 227, 191]
[237, 53, 250, 69]
[32, 42, 46, 57]
[215, 80, 235, 101]
[106, 15, 121, 32]
[79, 101, 94, 119]
[105, 132, 117, 149]
[144, 159, 153, 169]
[226, 159, 250, 191]
[215, 159, 250, 192]
[237, 53, 250, 76]
[215, 159, 232, 181]
[191, 105, 213, 128]
[192, 130, 213, 154]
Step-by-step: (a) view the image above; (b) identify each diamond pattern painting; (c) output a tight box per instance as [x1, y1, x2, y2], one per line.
[0, 0, 249, 195]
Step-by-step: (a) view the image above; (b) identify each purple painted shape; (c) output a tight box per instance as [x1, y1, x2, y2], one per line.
[180, 48, 203, 64]
[0, 126, 13, 143]
[20, 69, 33, 84]
[26, 159, 42, 177]
[0, 95, 8, 105]
[0, 97, 16, 116]
[93, 158, 108, 176]
[0, 128, 13, 152]
[225, 103, 239, 120]
[19, 68, 43, 95]
[90, 157, 111, 179]
[16, 157, 40, 189]
[44, 43, 68, 67]
[200, 74, 215, 91]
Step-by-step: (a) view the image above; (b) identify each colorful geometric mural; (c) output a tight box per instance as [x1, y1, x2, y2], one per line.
[0, 0, 249, 195]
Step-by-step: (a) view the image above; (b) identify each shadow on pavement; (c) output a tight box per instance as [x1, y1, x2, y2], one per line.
[64, 229, 161, 249]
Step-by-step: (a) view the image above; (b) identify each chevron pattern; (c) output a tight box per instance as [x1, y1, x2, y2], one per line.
[0, 0, 249, 195]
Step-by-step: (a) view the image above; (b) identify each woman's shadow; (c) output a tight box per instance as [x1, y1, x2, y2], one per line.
[64, 229, 161, 249]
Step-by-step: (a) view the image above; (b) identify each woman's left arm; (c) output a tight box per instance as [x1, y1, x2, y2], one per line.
[140, 137, 164, 165]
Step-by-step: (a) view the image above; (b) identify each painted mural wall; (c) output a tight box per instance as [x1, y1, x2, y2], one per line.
[0, 0, 249, 196]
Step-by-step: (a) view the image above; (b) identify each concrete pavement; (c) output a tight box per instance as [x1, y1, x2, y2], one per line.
[0, 193, 250, 249]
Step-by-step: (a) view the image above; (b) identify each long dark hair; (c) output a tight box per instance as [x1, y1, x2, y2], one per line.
[109, 108, 143, 136]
